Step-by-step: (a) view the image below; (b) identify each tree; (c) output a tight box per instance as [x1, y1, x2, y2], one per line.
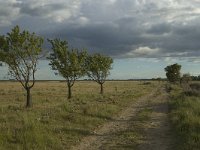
[164, 63, 181, 83]
[86, 53, 113, 94]
[0, 26, 43, 107]
[47, 39, 87, 99]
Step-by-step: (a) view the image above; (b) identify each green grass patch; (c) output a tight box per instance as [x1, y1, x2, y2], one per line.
[168, 82, 200, 150]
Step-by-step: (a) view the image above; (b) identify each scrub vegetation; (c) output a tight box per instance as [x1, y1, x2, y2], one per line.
[168, 82, 200, 150]
[0, 81, 155, 149]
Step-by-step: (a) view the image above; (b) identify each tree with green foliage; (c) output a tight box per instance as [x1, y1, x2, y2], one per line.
[0, 26, 43, 107]
[164, 63, 181, 83]
[47, 39, 87, 99]
[86, 53, 113, 94]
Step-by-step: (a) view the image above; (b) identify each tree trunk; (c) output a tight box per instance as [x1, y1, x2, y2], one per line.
[68, 85, 72, 99]
[100, 83, 103, 94]
[26, 88, 32, 108]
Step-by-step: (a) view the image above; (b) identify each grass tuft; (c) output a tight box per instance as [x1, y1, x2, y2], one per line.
[169, 82, 200, 150]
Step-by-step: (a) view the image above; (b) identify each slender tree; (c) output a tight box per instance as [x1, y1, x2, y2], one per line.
[0, 26, 43, 107]
[86, 53, 113, 94]
[47, 39, 87, 99]
[164, 63, 181, 83]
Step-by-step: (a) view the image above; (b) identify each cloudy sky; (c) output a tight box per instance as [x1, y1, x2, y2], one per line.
[0, 0, 200, 79]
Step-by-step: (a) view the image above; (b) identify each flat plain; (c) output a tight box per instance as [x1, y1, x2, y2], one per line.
[0, 81, 199, 150]
[0, 81, 156, 149]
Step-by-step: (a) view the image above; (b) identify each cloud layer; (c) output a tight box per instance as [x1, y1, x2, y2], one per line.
[0, 0, 200, 61]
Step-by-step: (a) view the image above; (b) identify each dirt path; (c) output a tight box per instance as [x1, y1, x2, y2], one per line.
[71, 87, 173, 150]
[138, 88, 174, 150]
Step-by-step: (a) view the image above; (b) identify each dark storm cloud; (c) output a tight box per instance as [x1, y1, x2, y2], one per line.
[45, 18, 145, 56]
[0, 0, 200, 61]
[147, 23, 172, 35]
[157, 23, 200, 56]
[0, 0, 21, 26]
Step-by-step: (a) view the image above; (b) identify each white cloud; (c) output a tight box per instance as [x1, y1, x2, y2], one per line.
[125, 46, 160, 57]
[134, 47, 159, 54]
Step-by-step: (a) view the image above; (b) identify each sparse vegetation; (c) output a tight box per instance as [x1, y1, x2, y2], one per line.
[0, 81, 155, 149]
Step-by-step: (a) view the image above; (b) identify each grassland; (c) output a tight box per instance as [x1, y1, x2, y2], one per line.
[168, 82, 200, 150]
[0, 80, 156, 149]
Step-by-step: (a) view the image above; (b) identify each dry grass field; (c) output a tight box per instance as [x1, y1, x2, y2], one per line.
[1, 80, 199, 150]
[0, 80, 156, 149]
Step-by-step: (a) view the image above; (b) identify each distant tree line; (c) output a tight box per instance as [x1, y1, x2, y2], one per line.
[0, 26, 113, 108]
[191, 75, 200, 81]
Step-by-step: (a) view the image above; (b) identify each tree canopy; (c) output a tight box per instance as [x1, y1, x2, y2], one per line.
[164, 63, 181, 83]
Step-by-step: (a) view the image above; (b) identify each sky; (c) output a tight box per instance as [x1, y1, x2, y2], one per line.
[0, 0, 200, 79]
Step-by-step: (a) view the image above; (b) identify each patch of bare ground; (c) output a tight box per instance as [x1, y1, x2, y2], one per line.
[138, 87, 174, 150]
[71, 86, 173, 150]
